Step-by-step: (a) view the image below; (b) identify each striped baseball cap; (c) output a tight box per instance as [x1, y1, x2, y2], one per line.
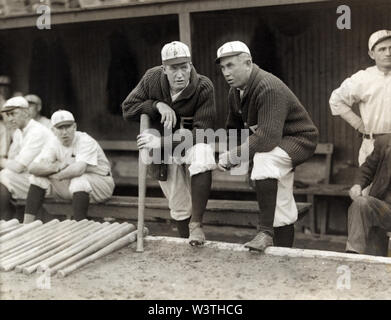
[216, 41, 251, 64]
[368, 30, 391, 51]
[161, 41, 191, 65]
[2, 96, 29, 112]
[51, 110, 75, 127]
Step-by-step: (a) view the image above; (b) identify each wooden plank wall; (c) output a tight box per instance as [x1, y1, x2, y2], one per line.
[0, 14, 179, 140]
[0, 0, 390, 183]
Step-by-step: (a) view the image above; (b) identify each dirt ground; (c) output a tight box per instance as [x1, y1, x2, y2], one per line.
[1, 234, 391, 300]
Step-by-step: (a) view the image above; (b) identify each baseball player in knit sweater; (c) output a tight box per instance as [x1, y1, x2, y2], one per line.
[122, 41, 217, 245]
[216, 41, 319, 251]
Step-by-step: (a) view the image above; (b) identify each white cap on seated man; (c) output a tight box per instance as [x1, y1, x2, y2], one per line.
[24, 94, 52, 128]
[23, 110, 115, 223]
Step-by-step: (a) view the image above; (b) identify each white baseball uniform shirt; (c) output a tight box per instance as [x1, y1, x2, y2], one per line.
[35, 131, 111, 176]
[31, 131, 114, 203]
[329, 65, 391, 164]
[37, 116, 52, 129]
[0, 119, 53, 199]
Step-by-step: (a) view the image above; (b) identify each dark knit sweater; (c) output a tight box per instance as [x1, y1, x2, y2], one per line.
[122, 65, 216, 134]
[226, 64, 319, 167]
[354, 134, 391, 200]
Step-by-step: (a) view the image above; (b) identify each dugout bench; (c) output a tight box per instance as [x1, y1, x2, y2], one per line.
[11, 141, 351, 233]
[97, 140, 350, 234]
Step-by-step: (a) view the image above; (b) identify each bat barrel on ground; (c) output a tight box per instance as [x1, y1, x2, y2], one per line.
[48, 222, 136, 275]
[0, 220, 42, 243]
[0, 219, 20, 231]
[137, 113, 150, 253]
[0, 221, 98, 272]
[58, 227, 148, 278]
[20, 221, 104, 275]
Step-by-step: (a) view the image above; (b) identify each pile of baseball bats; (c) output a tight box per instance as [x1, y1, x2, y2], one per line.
[0, 219, 148, 277]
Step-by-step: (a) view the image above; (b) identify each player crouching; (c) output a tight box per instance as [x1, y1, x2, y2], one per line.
[23, 110, 115, 223]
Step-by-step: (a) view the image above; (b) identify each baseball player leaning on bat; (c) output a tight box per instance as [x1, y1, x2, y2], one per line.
[22, 110, 115, 223]
[216, 41, 319, 251]
[122, 41, 217, 246]
[0, 97, 53, 221]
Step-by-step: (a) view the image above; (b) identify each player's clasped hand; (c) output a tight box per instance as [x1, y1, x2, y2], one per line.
[156, 102, 177, 129]
[349, 184, 362, 200]
[137, 132, 161, 149]
[218, 151, 234, 171]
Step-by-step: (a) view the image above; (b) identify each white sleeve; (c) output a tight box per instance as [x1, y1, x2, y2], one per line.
[75, 134, 98, 166]
[329, 72, 363, 116]
[32, 138, 57, 164]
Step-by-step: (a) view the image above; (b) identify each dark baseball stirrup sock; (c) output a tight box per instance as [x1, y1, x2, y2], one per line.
[72, 192, 90, 221]
[274, 224, 294, 247]
[0, 183, 13, 220]
[176, 217, 191, 238]
[190, 171, 212, 224]
[255, 179, 278, 237]
[24, 185, 46, 217]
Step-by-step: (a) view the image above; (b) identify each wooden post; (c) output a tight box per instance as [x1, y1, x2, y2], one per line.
[179, 11, 192, 53]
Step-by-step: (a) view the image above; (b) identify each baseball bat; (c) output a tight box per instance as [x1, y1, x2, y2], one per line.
[48, 222, 136, 275]
[58, 227, 149, 278]
[0, 224, 23, 237]
[19, 221, 103, 274]
[36, 222, 116, 272]
[0, 221, 99, 271]
[0, 219, 62, 259]
[0, 219, 76, 254]
[137, 113, 150, 252]
[0, 220, 86, 261]
[0, 219, 19, 230]
[0, 220, 42, 243]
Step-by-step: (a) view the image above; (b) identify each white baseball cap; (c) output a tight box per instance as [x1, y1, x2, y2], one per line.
[24, 94, 42, 106]
[51, 110, 75, 127]
[161, 41, 191, 65]
[368, 30, 391, 51]
[216, 41, 251, 64]
[2, 96, 29, 112]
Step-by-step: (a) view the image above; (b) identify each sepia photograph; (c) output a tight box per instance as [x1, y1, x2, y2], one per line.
[0, 0, 390, 307]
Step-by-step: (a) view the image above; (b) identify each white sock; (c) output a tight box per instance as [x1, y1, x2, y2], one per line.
[23, 213, 35, 224]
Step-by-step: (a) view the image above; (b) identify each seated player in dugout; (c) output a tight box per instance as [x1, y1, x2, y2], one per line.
[0, 97, 53, 221]
[216, 41, 319, 251]
[23, 110, 115, 223]
[122, 41, 217, 246]
[24, 94, 52, 128]
[347, 134, 391, 256]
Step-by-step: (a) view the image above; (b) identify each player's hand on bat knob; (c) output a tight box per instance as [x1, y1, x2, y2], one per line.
[156, 102, 177, 129]
[137, 132, 161, 149]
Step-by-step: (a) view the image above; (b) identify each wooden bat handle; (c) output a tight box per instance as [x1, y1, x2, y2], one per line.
[137, 114, 150, 252]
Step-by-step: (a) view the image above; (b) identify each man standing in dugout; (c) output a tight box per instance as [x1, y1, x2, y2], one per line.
[216, 41, 319, 251]
[122, 41, 217, 245]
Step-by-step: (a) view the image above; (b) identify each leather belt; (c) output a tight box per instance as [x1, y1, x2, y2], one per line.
[360, 133, 388, 139]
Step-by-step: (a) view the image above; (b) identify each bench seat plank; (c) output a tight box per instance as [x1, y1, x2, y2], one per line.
[12, 197, 311, 228]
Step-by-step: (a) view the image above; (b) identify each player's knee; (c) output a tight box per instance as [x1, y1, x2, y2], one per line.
[187, 143, 216, 176]
[69, 176, 92, 194]
[29, 175, 50, 189]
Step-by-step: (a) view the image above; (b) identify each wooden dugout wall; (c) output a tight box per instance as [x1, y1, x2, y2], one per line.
[0, 0, 390, 182]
